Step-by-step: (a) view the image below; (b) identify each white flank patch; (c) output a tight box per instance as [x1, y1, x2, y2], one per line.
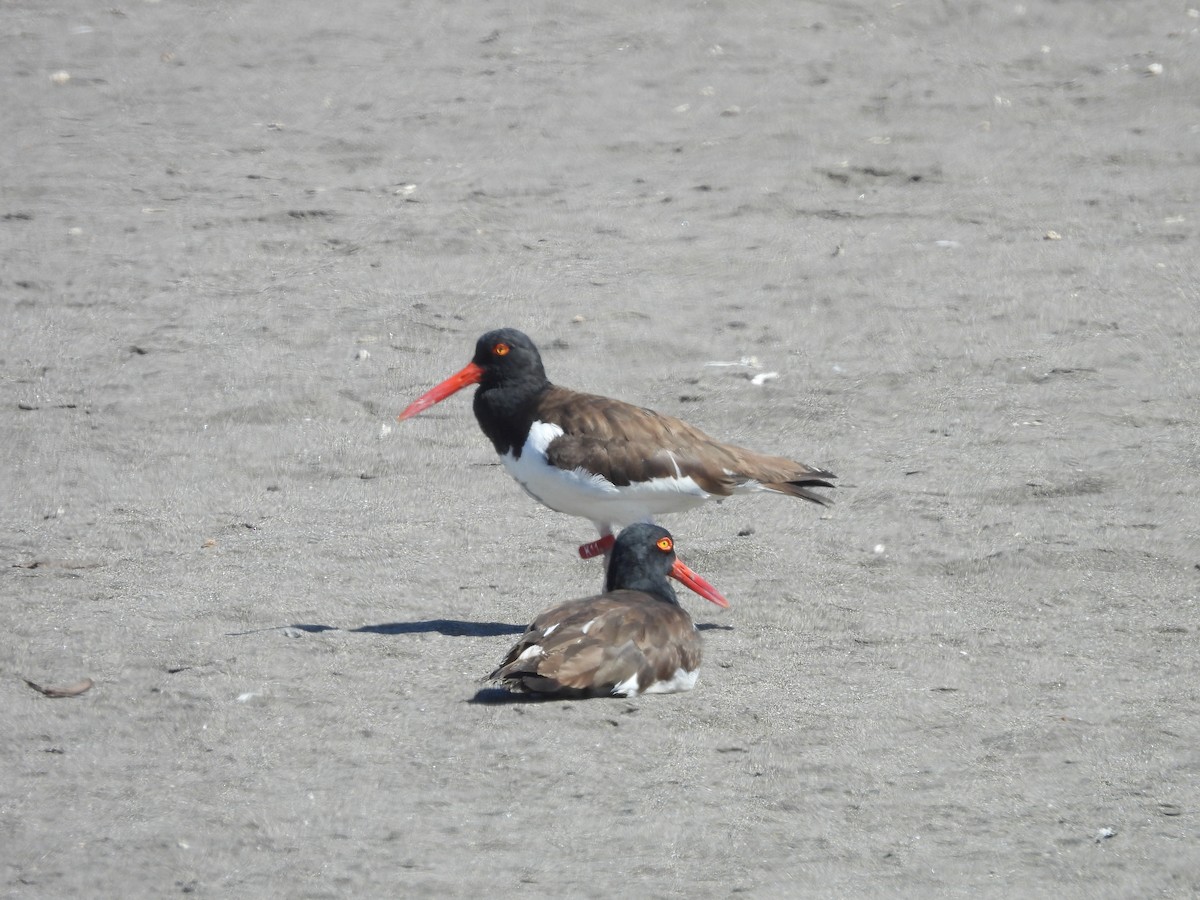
[612, 666, 699, 697]
[501, 421, 712, 525]
[579, 617, 598, 635]
[611, 673, 641, 696]
[641, 667, 699, 695]
[541, 623, 559, 638]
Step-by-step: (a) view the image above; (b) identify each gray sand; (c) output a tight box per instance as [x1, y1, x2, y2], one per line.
[4, 2, 1198, 897]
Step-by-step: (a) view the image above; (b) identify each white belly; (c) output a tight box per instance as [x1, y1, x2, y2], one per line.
[501, 421, 712, 526]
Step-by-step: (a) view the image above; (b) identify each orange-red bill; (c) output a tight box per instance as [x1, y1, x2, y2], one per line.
[669, 558, 730, 609]
[397, 361, 484, 421]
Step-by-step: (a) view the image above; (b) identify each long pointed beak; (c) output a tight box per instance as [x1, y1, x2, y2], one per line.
[670, 558, 730, 609]
[398, 361, 484, 421]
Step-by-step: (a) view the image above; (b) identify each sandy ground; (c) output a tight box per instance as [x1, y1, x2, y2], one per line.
[3, 1, 1199, 897]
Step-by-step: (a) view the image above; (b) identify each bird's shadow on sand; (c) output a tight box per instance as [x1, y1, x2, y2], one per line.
[291, 619, 526, 637]
[469, 687, 555, 705]
[225, 620, 524, 638]
[229, 620, 732, 639]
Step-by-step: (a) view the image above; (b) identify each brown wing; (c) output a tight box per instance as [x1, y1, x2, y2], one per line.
[539, 386, 835, 503]
[488, 591, 701, 697]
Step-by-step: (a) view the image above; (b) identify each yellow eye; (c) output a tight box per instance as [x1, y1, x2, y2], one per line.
[494, 342, 510, 357]
[656, 537, 673, 553]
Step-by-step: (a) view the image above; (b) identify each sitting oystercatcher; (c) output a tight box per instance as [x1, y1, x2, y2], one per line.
[487, 524, 726, 698]
[399, 328, 834, 559]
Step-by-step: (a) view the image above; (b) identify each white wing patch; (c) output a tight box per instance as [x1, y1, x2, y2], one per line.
[516, 644, 544, 663]
[664, 450, 682, 479]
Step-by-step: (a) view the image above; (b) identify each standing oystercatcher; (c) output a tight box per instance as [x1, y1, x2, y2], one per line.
[487, 524, 725, 697]
[399, 328, 834, 559]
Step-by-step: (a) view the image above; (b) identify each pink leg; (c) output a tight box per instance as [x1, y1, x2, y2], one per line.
[578, 521, 616, 561]
[578, 531, 616, 560]
[578, 525, 616, 589]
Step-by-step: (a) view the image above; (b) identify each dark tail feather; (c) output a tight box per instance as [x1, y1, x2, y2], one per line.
[764, 476, 836, 506]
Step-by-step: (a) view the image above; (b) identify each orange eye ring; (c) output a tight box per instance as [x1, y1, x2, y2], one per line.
[656, 537, 673, 553]
[493, 342, 510, 356]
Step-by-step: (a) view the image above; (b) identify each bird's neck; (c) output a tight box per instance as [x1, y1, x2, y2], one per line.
[606, 570, 679, 606]
[473, 376, 551, 456]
